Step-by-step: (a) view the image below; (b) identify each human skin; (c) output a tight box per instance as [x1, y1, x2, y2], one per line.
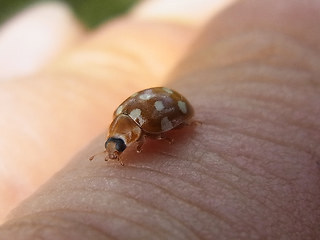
[0, 0, 320, 239]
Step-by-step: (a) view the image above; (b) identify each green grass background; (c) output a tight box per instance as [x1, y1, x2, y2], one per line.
[0, 0, 139, 28]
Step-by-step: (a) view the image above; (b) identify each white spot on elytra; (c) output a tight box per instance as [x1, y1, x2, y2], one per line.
[129, 108, 145, 125]
[115, 105, 123, 115]
[129, 108, 141, 119]
[178, 101, 187, 114]
[139, 90, 153, 100]
[154, 100, 165, 111]
[163, 87, 173, 94]
[161, 117, 173, 131]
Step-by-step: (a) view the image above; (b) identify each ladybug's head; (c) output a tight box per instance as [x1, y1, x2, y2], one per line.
[105, 137, 127, 159]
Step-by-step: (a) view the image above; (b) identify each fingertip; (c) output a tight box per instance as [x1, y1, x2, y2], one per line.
[131, 0, 237, 27]
[0, 1, 85, 80]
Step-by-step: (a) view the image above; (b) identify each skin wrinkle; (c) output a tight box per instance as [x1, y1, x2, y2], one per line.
[101, 163, 255, 213]
[35, 216, 112, 240]
[198, 3, 320, 52]
[217, 73, 316, 99]
[16, 193, 175, 239]
[173, 75, 320, 161]
[49, 208, 163, 240]
[93, 177, 258, 237]
[155, 151, 294, 223]
[215, 90, 320, 132]
[81, 187, 193, 239]
[215, 71, 316, 89]
[155, 113, 303, 187]
[156, 146, 285, 200]
[219, 111, 319, 163]
[46, 175, 236, 237]
[196, 134, 318, 239]
[3, 218, 88, 239]
[238, 32, 320, 70]
[1, 214, 115, 240]
[172, 34, 320, 78]
[81, 176, 199, 239]
[81, 175, 201, 240]
[174, 65, 318, 102]
[177, 64, 318, 103]
[3, 208, 165, 240]
[199, 134, 285, 184]
[203, 123, 312, 185]
[219, 80, 320, 114]
[97, 159, 266, 210]
[208, 102, 318, 143]
[195, 117, 318, 191]
[191, 131, 301, 213]
[206, 107, 319, 161]
[144, 139, 261, 184]
[215, 99, 319, 136]
[201, 107, 305, 155]
[26, 186, 196, 239]
[170, 29, 320, 86]
[66, 208, 166, 240]
[87, 158, 298, 236]
[36, 148, 274, 238]
[209, 71, 312, 87]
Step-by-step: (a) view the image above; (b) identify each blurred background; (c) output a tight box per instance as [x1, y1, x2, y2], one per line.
[0, 0, 144, 80]
[0, 0, 222, 80]
[1, 0, 140, 28]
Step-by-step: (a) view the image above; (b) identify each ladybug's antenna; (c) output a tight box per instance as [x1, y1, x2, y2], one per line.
[89, 150, 106, 161]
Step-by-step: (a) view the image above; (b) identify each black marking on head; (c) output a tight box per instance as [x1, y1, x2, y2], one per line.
[105, 137, 127, 152]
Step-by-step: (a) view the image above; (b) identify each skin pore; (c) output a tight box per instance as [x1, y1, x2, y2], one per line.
[0, 0, 319, 239]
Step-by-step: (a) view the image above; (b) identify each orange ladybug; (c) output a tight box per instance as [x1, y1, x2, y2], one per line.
[90, 87, 194, 165]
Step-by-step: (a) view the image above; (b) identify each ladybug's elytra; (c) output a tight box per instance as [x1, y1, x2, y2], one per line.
[90, 87, 194, 165]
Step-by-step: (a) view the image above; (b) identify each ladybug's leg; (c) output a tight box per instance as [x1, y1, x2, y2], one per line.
[89, 150, 106, 161]
[136, 135, 146, 153]
[157, 134, 174, 144]
[188, 120, 202, 126]
[118, 157, 124, 166]
[176, 120, 202, 129]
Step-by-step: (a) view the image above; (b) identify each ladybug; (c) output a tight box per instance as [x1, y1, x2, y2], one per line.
[90, 87, 194, 165]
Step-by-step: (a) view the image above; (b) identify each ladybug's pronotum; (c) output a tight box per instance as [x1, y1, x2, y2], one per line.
[90, 87, 194, 165]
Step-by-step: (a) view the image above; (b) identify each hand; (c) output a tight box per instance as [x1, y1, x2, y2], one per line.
[0, 0, 319, 239]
